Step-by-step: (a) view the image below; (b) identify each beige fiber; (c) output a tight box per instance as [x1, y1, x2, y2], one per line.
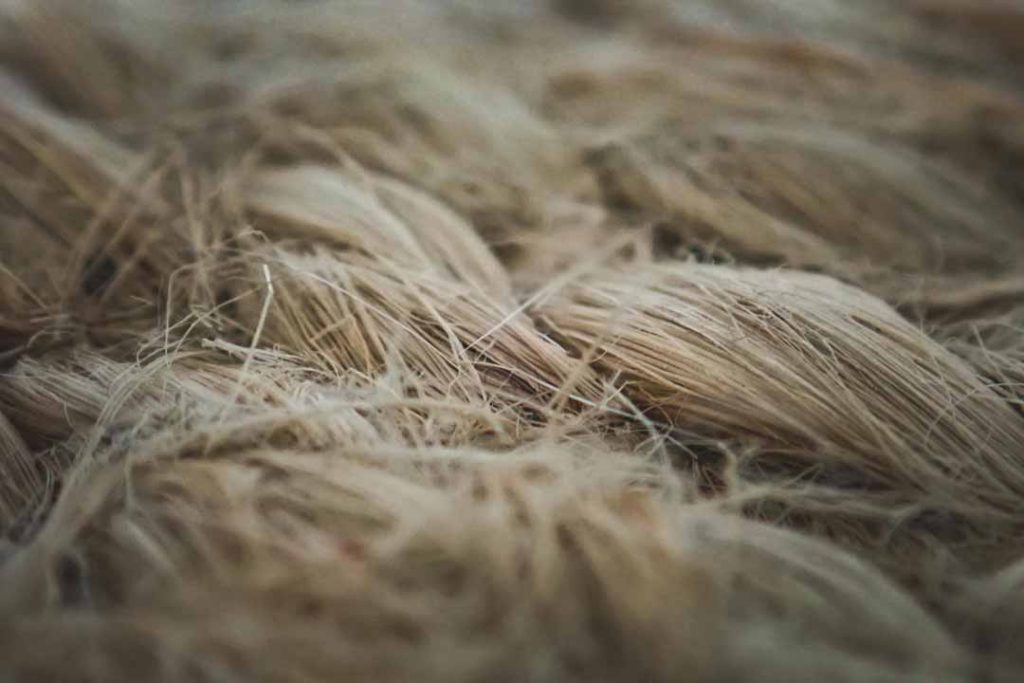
[2, 0, 1024, 680]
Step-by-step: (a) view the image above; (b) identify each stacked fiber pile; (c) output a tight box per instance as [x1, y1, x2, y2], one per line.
[3, 0, 1024, 680]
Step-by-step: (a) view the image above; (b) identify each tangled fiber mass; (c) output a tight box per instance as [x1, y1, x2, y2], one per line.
[2, 0, 1024, 680]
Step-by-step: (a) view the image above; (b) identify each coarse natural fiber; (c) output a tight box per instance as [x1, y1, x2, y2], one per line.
[2, 0, 1024, 681]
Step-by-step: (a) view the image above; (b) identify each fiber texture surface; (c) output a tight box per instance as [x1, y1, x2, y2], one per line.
[2, 1, 1024, 681]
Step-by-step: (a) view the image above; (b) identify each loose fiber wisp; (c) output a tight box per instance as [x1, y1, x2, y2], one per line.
[2, 1, 1024, 681]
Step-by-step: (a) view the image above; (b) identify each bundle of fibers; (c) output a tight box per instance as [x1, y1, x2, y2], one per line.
[2, 0, 1024, 681]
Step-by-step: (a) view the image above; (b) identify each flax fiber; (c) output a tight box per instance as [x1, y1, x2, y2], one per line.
[2, 1, 1024, 680]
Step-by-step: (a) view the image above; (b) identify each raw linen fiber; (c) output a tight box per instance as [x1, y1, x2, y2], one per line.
[2, 1, 1024, 681]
